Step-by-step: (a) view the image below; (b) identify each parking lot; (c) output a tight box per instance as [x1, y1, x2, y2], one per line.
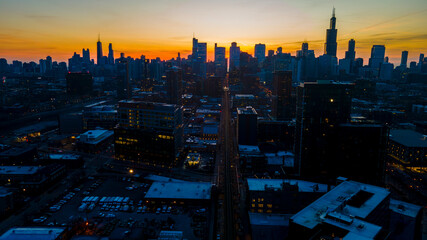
[30, 173, 208, 239]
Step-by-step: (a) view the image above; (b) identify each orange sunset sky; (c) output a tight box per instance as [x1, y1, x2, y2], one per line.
[1, 0, 426, 65]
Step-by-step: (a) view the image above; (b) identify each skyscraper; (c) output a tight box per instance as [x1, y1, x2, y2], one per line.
[400, 50, 408, 68]
[191, 37, 207, 78]
[97, 35, 103, 65]
[108, 43, 114, 65]
[82, 48, 90, 63]
[237, 106, 258, 146]
[295, 80, 354, 179]
[214, 43, 227, 77]
[272, 71, 292, 121]
[369, 45, 385, 69]
[229, 42, 240, 70]
[324, 8, 338, 57]
[345, 39, 355, 60]
[166, 66, 183, 105]
[254, 43, 266, 63]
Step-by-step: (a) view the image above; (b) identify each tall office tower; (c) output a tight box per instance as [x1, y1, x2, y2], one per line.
[192, 37, 198, 61]
[419, 54, 424, 65]
[277, 47, 283, 55]
[114, 100, 183, 168]
[295, 80, 353, 179]
[229, 42, 241, 70]
[97, 35, 103, 65]
[297, 42, 309, 57]
[272, 71, 292, 121]
[166, 67, 183, 105]
[39, 59, 46, 74]
[46, 56, 52, 71]
[369, 45, 385, 69]
[108, 43, 114, 65]
[345, 39, 355, 60]
[268, 50, 275, 57]
[325, 8, 338, 57]
[254, 43, 266, 63]
[237, 106, 258, 146]
[82, 48, 90, 63]
[400, 50, 408, 68]
[214, 43, 227, 77]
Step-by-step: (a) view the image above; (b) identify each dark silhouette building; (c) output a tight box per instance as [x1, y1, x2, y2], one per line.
[237, 106, 258, 146]
[295, 80, 353, 180]
[166, 67, 183, 105]
[272, 71, 292, 121]
[66, 72, 93, 95]
[97, 35, 103, 65]
[325, 8, 338, 57]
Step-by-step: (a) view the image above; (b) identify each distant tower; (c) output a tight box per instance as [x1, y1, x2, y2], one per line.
[345, 39, 355, 61]
[400, 51, 408, 68]
[229, 42, 241, 70]
[325, 8, 338, 57]
[108, 43, 114, 65]
[254, 43, 266, 63]
[82, 48, 90, 63]
[369, 45, 385, 69]
[97, 34, 103, 65]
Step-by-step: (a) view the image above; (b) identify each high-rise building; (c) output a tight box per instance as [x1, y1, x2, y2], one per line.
[345, 39, 355, 60]
[165, 67, 183, 105]
[82, 48, 90, 63]
[324, 8, 338, 57]
[295, 80, 353, 179]
[254, 43, 266, 63]
[214, 43, 227, 77]
[191, 37, 207, 78]
[114, 100, 183, 168]
[369, 45, 385, 69]
[272, 71, 292, 121]
[108, 43, 114, 65]
[400, 50, 408, 69]
[237, 106, 258, 146]
[97, 35, 103, 65]
[229, 42, 241, 70]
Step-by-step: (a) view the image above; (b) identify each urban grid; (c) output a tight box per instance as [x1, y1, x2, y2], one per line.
[0, 1, 426, 240]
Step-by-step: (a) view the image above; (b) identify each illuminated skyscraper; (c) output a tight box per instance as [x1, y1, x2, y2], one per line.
[97, 35, 103, 65]
[325, 8, 337, 57]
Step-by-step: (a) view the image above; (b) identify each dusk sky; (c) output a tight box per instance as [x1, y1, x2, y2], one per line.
[1, 0, 426, 65]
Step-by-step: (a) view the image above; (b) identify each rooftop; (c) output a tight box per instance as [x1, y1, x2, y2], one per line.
[249, 212, 291, 226]
[0, 166, 41, 175]
[144, 174, 188, 183]
[0, 227, 65, 240]
[389, 198, 422, 218]
[237, 106, 257, 115]
[291, 180, 390, 235]
[389, 129, 427, 148]
[145, 182, 211, 200]
[247, 178, 328, 193]
[48, 154, 81, 160]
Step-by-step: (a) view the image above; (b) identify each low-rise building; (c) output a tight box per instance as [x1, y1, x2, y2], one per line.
[77, 129, 114, 153]
[388, 129, 427, 170]
[145, 181, 211, 206]
[0, 227, 66, 240]
[247, 178, 328, 214]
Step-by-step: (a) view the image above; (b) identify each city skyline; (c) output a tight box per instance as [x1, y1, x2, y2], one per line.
[1, 0, 426, 65]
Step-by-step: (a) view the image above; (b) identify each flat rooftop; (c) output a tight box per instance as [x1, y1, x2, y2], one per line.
[389, 198, 422, 218]
[0, 227, 65, 240]
[48, 154, 81, 160]
[249, 212, 291, 226]
[389, 129, 427, 148]
[247, 178, 328, 193]
[291, 180, 390, 236]
[144, 174, 188, 183]
[145, 182, 211, 200]
[237, 106, 257, 115]
[0, 166, 41, 175]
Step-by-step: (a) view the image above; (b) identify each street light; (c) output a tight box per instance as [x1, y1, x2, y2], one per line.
[129, 169, 134, 174]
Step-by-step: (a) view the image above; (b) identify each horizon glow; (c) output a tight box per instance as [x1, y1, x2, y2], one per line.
[1, 0, 426, 65]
